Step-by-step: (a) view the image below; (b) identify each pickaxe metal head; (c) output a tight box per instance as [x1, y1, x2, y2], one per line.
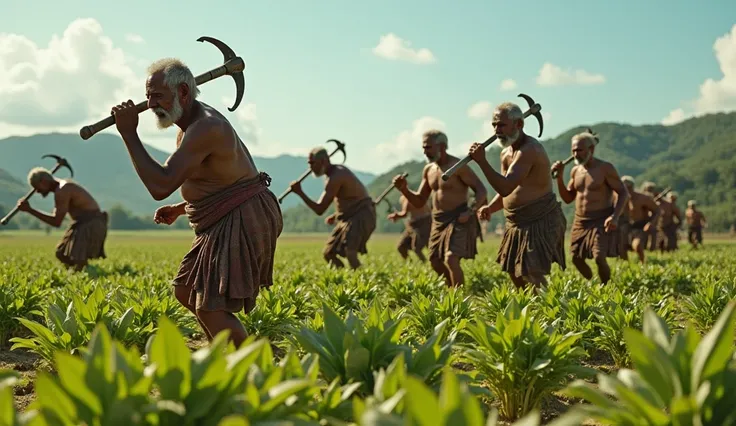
[517, 93, 544, 138]
[326, 139, 347, 164]
[382, 198, 394, 214]
[197, 36, 246, 112]
[42, 154, 74, 177]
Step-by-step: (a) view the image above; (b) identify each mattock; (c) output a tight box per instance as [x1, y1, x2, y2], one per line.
[551, 127, 598, 179]
[654, 187, 672, 202]
[442, 93, 544, 181]
[277, 139, 347, 204]
[382, 199, 396, 215]
[78, 36, 246, 140]
[373, 172, 408, 206]
[1, 154, 74, 226]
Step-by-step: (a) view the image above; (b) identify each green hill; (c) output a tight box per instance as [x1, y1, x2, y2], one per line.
[0, 133, 376, 216]
[283, 111, 736, 233]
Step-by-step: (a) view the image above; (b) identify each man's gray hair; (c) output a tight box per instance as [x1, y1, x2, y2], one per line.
[572, 131, 597, 149]
[309, 147, 329, 161]
[494, 102, 524, 121]
[688, 199, 696, 207]
[423, 129, 448, 147]
[147, 58, 201, 102]
[27, 167, 53, 187]
[668, 191, 678, 199]
[641, 181, 656, 192]
[621, 175, 635, 186]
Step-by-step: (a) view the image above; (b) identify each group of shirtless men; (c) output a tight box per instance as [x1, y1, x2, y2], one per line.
[13, 58, 709, 347]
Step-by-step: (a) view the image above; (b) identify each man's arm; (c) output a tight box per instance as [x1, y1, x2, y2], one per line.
[458, 166, 488, 211]
[394, 197, 409, 218]
[297, 176, 340, 216]
[120, 120, 216, 201]
[604, 163, 629, 221]
[26, 191, 70, 228]
[398, 166, 432, 208]
[644, 196, 661, 226]
[477, 149, 532, 197]
[485, 193, 504, 214]
[556, 166, 577, 204]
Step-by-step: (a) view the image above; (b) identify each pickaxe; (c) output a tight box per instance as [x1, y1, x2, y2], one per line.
[78, 36, 246, 140]
[442, 93, 543, 181]
[551, 128, 598, 179]
[1, 154, 74, 225]
[374, 172, 408, 205]
[654, 187, 672, 202]
[277, 139, 347, 204]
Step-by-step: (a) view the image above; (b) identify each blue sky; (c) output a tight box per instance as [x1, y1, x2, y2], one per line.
[1, 1, 735, 175]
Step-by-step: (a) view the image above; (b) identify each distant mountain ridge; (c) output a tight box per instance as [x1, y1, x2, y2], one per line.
[0, 133, 376, 216]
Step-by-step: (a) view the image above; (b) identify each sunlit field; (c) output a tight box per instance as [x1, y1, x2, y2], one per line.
[1, 229, 736, 425]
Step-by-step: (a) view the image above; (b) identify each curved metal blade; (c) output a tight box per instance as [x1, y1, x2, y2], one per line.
[326, 139, 347, 163]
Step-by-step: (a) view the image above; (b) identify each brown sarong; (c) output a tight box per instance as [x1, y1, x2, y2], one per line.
[629, 219, 648, 245]
[323, 197, 376, 257]
[618, 214, 631, 253]
[657, 223, 679, 251]
[496, 192, 566, 278]
[688, 225, 703, 244]
[173, 172, 283, 314]
[398, 214, 431, 252]
[570, 206, 620, 259]
[428, 203, 478, 261]
[55, 210, 108, 265]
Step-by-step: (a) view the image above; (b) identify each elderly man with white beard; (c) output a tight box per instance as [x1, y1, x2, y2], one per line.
[109, 58, 283, 349]
[467, 102, 567, 290]
[551, 131, 629, 285]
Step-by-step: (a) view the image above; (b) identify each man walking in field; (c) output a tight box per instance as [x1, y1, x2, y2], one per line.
[388, 194, 432, 262]
[110, 58, 283, 348]
[656, 190, 682, 252]
[469, 102, 566, 290]
[289, 147, 376, 270]
[614, 176, 634, 261]
[685, 200, 707, 249]
[552, 131, 629, 285]
[16, 168, 108, 271]
[393, 129, 487, 287]
[640, 181, 659, 251]
[620, 177, 660, 264]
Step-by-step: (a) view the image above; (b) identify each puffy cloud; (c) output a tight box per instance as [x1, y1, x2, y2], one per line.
[661, 108, 686, 126]
[535, 62, 606, 86]
[0, 18, 141, 129]
[371, 33, 436, 64]
[499, 78, 517, 91]
[375, 116, 446, 166]
[125, 33, 144, 44]
[662, 24, 736, 124]
[467, 101, 493, 119]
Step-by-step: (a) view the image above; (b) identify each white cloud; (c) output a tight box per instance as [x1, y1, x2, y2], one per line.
[371, 33, 436, 64]
[499, 78, 517, 91]
[535, 62, 606, 86]
[467, 101, 493, 119]
[375, 116, 445, 166]
[661, 24, 736, 125]
[661, 108, 686, 126]
[125, 33, 144, 44]
[0, 18, 141, 131]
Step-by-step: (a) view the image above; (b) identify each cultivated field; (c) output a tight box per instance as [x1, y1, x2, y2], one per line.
[1, 230, 736, 425]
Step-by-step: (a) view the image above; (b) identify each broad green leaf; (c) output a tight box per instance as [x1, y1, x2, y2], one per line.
[691, 301, 736, 389]
[404, 376, 441, 426]
[148, 317, 192, 400]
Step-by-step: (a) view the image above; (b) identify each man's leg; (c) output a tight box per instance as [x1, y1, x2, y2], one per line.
[594, 257, 611, 284]
[572, 256, 594, 280]
[508, 273, 526, 289]
[397, 236, 410, 260]
[324, 252, 345, 268]
[345, 249, 361, 270]
[430, 257, 451, 286]
[174, 286, 214, 341]
[632, 237, 646, 263]
[444, 253, 464, 287]
[196, 309, 248, 348]
[413, 246, 427, 263]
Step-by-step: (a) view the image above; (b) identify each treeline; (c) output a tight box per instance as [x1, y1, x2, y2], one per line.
[0, 203, 191, 231]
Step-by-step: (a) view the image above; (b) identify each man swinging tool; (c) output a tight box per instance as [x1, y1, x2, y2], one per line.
[106, 37, 283, 349]
[288, 143, 376, 270]
[9, 155, 108, 272]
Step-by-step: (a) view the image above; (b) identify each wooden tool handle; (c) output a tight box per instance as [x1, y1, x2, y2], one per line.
[278, 168, 313, 204]
[79, 100, 149, 140]
[551, 156, 575, 179]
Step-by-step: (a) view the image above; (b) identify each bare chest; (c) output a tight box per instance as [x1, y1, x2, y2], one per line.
[574, 167, 607, 192]
[428, 166, 463, 193]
